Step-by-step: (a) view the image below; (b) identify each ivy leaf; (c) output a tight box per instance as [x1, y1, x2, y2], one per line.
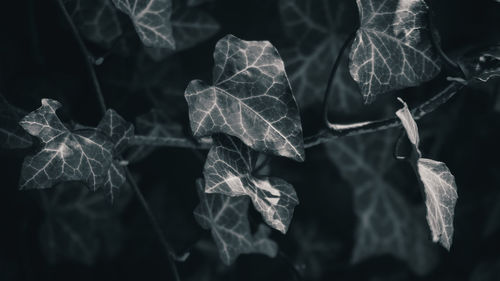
[458, 45, 500, 82]
[112, 0, 175, 49]
[349, 0, 441, 102]
[145, 1, 220, 61]
[19, 99, 114, 190]
[187, 0, 212, 7]
[96, 109, 134, 201]
[279, 0, 361, 111]
[327, 130, 438, 275]
[396, 99, 458, 250]
[65, 0, 123, 48]
[0, 95, 33, 149]
[193, 179, 278, 265]
[203, 135, 299, 234]
[185, 34, 305, 161]
[39, 181, 131, 265]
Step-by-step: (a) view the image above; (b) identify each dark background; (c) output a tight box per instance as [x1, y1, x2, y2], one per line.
[1, 0, 500, 280]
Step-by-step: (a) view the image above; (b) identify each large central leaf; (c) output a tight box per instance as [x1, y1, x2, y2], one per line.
[185, 34, 305, 161]
[349, 0, 441, 102]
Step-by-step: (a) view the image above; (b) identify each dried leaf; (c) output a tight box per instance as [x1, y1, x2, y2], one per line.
[193, 179, 278, 265]
[185, 34, 305, 161]
[112, 0, 175, 49]
[396, 99, 458, 250]
[349, 0, 441, 102]
[204, 135, 299, 233]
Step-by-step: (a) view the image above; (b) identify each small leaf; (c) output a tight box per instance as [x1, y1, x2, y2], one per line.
[112, 0, 175, 49]
[193, 179, 278, 265]
[349, 0, 441, 102]
[96, 109, 135, 201]
[19, 99, 114, 190]
[396, 98, 458, 250]
[204, 135, 299, 234]
[417, 158, 458, 250]
[65, 0, 123, 48]
[0, 95, 33, 149]
[458, 45, 500, 82]
[185, 34, 305, 161]
[39, 181, 131, 265]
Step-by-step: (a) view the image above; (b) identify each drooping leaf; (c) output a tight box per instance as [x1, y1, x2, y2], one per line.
[0, 95, 32, 149]
[65, 0, 123, 48]
[458, 45, 500, 82]
[326, 130, 438, 275]
[193, 179, 278, 265]
[112, 0, 175, 49]
[39, 181, 131, 265]
[185, 34, 305, 161]
[279, 0, 361, 111]
[396, 99, 458, 250]
[203, 135, 299, 234]
[145, 1, 220, 61]
[349, 0, 441, 102]
[19, 99, 114, 190]
[96, 109, 135, 201]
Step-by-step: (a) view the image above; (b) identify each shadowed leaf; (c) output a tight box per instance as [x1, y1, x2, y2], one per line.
[112, 0, 175, 49]
[185, 34, 305, 161]
[193, 179, 278, 265]
[349, 0, 441, 102]
[458, 45, 500, 82]
[0, 95, 33, 149]
[204, 135, 299, 234]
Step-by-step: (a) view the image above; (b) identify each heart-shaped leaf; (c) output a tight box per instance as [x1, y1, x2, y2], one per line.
[349, 0, 441, 102]
[112, 0, 175, 49]
[19, 99, 114, 190]
[203, 135, 299, 234]
[194, 179, 278, 265]
[185, 34, 305, 161]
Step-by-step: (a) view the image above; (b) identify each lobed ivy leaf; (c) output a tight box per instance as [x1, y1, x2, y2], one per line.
[112, 0, 175, 49]
[279, 0, 361, 111]
[0, 95, 33, 149]
[96, 109, 134, 201]
[327, 130, 438, 275]
[145, 0, 220, 61]
[396, 99, 458, 250]
[349, 0, 441, 103]
[193, 179, 278, 265]
[203, 135, 299, 234]
[65, 0, 123, 48]
[39, 181, 131, 265]
[185, 34, 305, 161]
[19, 99, 114, 190]
[458, 45, 500, 82]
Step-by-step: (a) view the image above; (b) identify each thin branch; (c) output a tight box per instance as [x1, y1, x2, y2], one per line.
[129, 135, 213, 149]
[305, 81, 465, 148]
[125, 169, 181, 281]
[56, 0, 107, 115]
[322, 30, 357, 126]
